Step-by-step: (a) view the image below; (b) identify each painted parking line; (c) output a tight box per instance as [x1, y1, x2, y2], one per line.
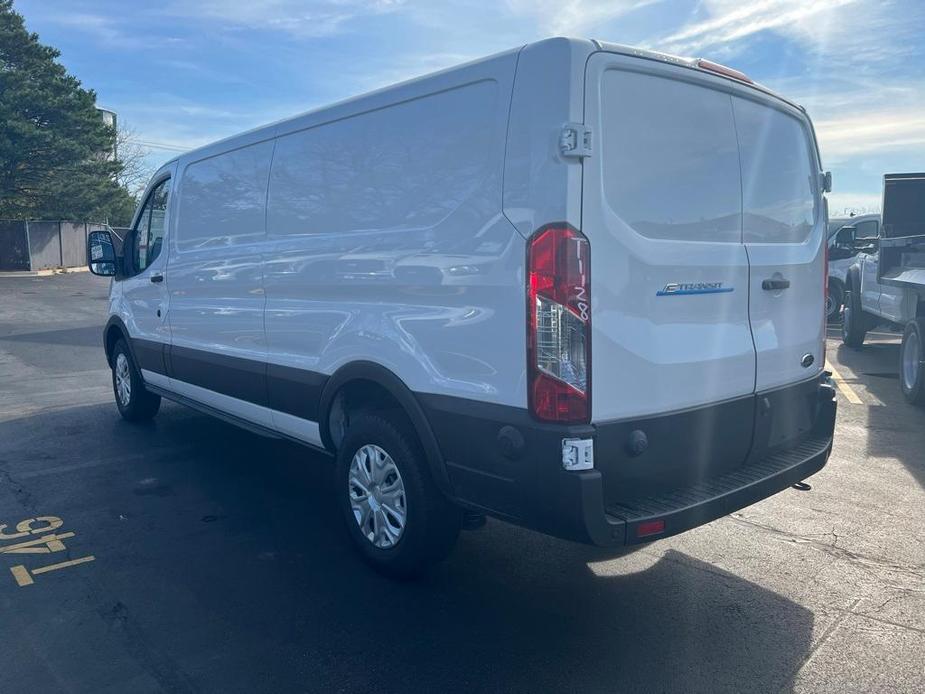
[825, 360, 864, 405]
[1, 516, 96, 588]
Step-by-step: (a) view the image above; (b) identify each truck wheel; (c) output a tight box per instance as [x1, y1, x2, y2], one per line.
[111, 339, 161, 421]
[826, 281, 844, 323]
[900, 319, 925, 406]
[841, 289, 868, 348]
[336, 413, 461, 578]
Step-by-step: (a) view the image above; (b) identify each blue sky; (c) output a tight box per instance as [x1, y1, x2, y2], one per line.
[15, 0, 925, 215]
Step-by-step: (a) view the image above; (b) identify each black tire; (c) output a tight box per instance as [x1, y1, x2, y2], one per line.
[111, 339, 161, 422]
[336, 413, 461, 578]
[899, 319, 925, 406]
[826, 281, 844, 323]
[841, 289, 868, 348]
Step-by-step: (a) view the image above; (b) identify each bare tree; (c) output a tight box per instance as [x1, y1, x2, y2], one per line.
[116, 124, 155, 196]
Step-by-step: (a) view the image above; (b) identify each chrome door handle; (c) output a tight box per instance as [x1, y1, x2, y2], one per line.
[762, 278, 790, 290]
[150, 274, 164, 283]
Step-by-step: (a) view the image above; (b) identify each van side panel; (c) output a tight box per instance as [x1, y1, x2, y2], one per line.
[502, 37, 591, 240]
[263, 52, 526, 411]
[167, 140, 275, 425]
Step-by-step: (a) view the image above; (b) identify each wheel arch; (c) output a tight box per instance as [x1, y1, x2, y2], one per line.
[318, 361, 453, 498]
[103, 316, 134, 368]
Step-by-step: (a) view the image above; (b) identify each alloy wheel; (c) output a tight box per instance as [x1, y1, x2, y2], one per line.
[115, 353, 132, 407]
[348, 444, 407, 549]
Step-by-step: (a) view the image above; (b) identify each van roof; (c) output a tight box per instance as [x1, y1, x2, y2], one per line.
[172, 37, 804, 165]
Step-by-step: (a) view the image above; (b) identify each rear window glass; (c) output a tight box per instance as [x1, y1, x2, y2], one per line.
[855, 219, 879, 239]
[600, 70, 742, 243]
[883, 177, 925, 238]
[733, 98, 817, 244]
[176, 141, 274, 250]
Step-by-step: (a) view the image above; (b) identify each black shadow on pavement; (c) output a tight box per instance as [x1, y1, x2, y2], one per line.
[0, 402, 815, 693]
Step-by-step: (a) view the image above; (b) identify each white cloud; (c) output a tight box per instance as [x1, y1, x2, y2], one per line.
[505, 0, 661, 36]
[165, 0, 406, 37]
[814, 108, 925, 162]
[827, 192, 882, 216]
[41, 12, 138, 48]
[659, 0, 858, 56]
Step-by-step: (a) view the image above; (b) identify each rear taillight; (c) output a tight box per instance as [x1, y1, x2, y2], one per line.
[527, 224, 591, 423]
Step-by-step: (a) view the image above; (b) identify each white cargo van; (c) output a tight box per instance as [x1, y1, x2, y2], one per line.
[89, 38, 837, 576]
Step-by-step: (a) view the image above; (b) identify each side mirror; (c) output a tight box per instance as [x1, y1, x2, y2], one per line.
[821, 171, 832, 193]
[87, 230, 117, 276]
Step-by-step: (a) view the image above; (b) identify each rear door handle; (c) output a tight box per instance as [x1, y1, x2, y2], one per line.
[150, 274, 164, 283]
[762, 278, 790, 291]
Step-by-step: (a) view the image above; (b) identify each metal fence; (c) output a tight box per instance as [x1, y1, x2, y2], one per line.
[0, 220, 109, 271]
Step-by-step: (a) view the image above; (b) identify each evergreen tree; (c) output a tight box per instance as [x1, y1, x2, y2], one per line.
[0, 0, 136, 223]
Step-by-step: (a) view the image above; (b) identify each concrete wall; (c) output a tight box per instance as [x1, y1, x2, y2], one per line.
[0, 221, 109, 271]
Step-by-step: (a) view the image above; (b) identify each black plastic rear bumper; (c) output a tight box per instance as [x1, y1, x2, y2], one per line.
[419, 375, 837, 547]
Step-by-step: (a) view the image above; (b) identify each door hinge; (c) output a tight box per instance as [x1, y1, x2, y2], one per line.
[559, 123, 592, 159]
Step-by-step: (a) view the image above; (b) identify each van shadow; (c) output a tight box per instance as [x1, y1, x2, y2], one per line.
[830, 327, 925, 489]
[2, 325, 102, 348]
[0, 403, 816, 693]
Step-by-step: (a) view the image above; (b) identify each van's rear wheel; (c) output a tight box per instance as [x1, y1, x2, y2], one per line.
[336, 413, 461, 578]
[111, 339, 161, 421]
[841, 289, 869, 348]
[900, 319, 925, 406]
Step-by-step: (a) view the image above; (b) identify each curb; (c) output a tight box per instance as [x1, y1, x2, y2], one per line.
[0, 266, 90, 278]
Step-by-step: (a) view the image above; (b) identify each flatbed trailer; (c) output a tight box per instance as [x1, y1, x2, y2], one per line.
[877, 173, 925, 404]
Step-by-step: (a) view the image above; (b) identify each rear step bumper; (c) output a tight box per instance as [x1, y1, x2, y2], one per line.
[420, 376, 837, 548]
[537, 379, 836, 547]
[605, 431, 832, 545]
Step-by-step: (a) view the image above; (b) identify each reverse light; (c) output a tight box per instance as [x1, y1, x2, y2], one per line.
[527, 225, 591, 423]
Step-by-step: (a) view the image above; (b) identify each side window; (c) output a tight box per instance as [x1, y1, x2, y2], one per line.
[147, 179, 170, 264]
[132, 198, 152, 273]
[600, 70, 742, 242]
[132, 178, 171, 272]
[733, 98, 817, 244]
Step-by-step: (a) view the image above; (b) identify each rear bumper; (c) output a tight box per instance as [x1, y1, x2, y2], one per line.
[419, 375, 837, 547]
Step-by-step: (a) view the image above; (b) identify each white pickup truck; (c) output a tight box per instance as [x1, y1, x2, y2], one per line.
[841, 173, 925, 405]
[827, 213, 880, 321]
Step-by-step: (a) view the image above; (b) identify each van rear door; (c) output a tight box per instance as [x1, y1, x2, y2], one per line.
[732, 96, 825, 391]
[582, 53, 757, 425]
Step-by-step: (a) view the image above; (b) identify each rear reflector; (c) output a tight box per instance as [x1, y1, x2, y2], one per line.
[636, 519, 666, 538]
[697, 58, 753, 84]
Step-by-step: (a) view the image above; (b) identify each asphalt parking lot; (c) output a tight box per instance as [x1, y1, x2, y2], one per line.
[0, 272, 922, 693]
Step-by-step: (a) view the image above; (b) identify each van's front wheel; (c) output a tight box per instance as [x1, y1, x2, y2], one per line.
[111, 339, 161, 422]
[336, 413, 461, 578]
